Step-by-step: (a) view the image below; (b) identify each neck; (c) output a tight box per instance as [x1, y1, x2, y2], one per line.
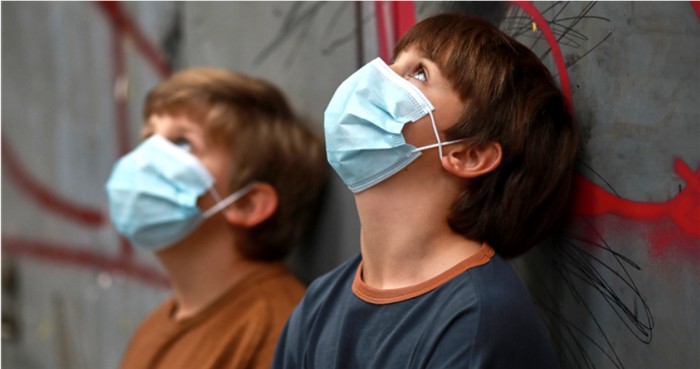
[355, 168, 482, 290]
[155, 219, 267, 321]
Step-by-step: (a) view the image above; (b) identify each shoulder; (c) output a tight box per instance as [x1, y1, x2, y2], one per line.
[272, 255, 361, 366]
[301, 254, 362, 308]
[128, 297, 175, 338]
[244, 264, 307, 308]
[466, 255, 541, 319]
[119, 298, 175, 369]
[287, 254, 360, 327]
[459, 255, 560, 368]
[424, 252, 533, 320]
[421, 255, 559, 368]
[223, 264, 308, 335]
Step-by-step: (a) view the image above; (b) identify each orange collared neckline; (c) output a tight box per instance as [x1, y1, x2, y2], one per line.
[352, 243, 495, 305]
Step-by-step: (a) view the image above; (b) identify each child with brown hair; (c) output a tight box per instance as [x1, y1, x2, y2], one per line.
[273, 13, 578, 369]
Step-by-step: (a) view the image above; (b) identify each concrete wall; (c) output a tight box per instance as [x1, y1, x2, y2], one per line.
[2, 2, 698, 368]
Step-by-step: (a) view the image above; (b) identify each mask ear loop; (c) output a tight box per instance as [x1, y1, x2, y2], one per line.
[411, 111, 467, 154]
[208, 188, 223, 202]
[202, 182, 258, 219]
[428, 110, 444, 159]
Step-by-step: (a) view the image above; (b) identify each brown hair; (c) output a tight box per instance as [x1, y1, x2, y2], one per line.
[395, 13, 580, 258]
[143, 67, 328, 260]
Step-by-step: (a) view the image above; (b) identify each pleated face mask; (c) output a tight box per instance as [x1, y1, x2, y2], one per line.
[324, 57, 464, 193]
[105, 135, 254, 251]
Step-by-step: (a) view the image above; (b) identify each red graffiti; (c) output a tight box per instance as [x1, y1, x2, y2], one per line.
[573, 159, 700, 241]
[95, 2, 171, 79]
[3, 237, 169, 288]
[374, 1, 415, 62]
[513, 1, 700, 253]
[389, 1, 699, 253]
[1, 138, 105, 227]
[691, 1, 700, 20]
[3, 1, 170, 288]
[512, 1, 573, 113]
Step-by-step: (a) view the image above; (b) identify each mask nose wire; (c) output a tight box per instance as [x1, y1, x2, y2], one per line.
[427, 110, 444, 159]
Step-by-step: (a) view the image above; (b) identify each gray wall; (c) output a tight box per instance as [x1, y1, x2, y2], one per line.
[2, 2, 698, 369]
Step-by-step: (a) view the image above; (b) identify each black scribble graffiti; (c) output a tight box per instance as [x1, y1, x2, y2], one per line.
[502, 1, 612, 69]
[319, 2, 354, 55]
[160, 2, 183, 70]
[255, 2, 327, 66]
[579, 159, 622, 197]
[516, 218, 654, 369]
[494, 3, 655, 369]
[443, 1, 509, 27]
[565, 30, 613, 68]
[254, 2, 375, 67]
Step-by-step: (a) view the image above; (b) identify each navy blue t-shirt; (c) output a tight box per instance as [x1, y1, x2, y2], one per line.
[272, 244, 560, 369]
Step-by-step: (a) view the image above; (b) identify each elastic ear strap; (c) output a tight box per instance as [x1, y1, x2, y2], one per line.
[208, 187, 222, 202]
[202, 182, 258, 219]
[413, 138, 467, 152]
[427, 110, 443, 159]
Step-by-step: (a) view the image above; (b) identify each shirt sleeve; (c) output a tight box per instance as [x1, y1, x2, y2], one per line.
[270, 304, 302, 369]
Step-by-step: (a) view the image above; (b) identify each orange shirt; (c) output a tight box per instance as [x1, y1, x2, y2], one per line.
[119, 263, 305, 369]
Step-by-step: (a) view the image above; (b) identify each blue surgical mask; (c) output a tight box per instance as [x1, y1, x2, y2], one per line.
[324, 57, 464, 193]
[105, 135, 254, 251]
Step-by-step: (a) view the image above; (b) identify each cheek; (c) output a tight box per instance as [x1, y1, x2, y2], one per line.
[436, 97, 465, 131]
[195, 156, 223, 191]
[434, 110, 459, 132]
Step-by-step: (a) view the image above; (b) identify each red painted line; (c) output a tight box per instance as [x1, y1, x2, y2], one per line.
[512, 1, 573, 113]
[1, 1, 173, 232]
[573, 159, 700, 240]
[1, 137, 105, 227]
[500, 2, 699, 255]
[375, 1, 391, 62]
[3, 2, 176, 287]
[112, 28, 131, 157]
[391, 1, 415, 41]
[374, 1, 415, 63]
[691, 1, 700, 20]
[3, 236, 169, 289]
[94, 1, 171, 78]
[107, 10, 133, 257]
[509, 2, 699, 245]
[120, 235, 134, 260]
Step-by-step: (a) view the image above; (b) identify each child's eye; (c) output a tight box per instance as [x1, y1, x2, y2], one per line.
[173, 138, 192, 151]
[412, 67, 427, 82]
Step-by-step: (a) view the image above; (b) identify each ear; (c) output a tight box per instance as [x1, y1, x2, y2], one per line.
[441, 141, 502, 179]
[222, 183, 278, 228]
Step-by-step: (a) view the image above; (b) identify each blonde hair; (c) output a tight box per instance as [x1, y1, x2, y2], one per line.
[144, 67, 328, 260]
